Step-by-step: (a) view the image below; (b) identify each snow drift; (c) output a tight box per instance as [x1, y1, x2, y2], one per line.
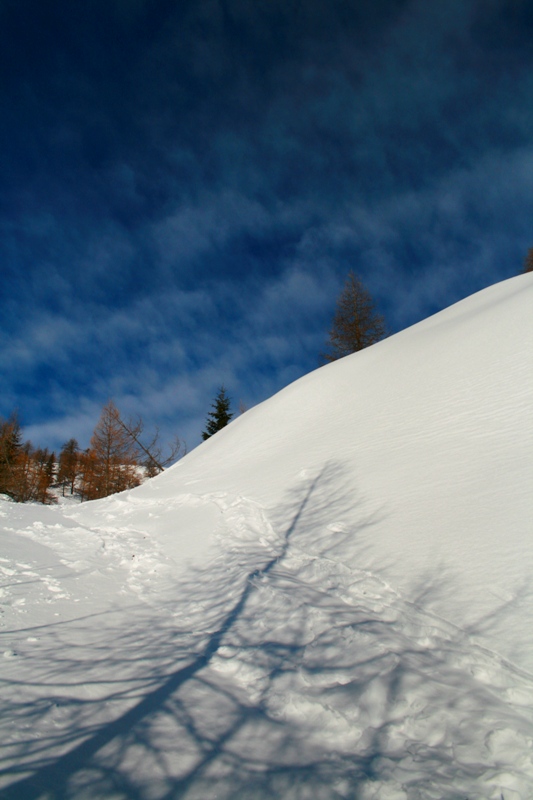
[1, 274, 532, 799]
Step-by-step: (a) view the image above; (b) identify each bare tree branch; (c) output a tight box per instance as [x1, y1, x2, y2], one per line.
[108, 406, 186, 476]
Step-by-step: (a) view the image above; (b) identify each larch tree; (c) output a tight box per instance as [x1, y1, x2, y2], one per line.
[104, 408, 186, 478]
[78, 449, 99, 502]
[30, 448, 56, 504]
[0, 413, 23, 499]
[57, 438, 81, 496]
[80, 400, 141, 500]
[0, 415, 56, 504]
[202, 387, 233, 440]
[322, 272, 387, 362]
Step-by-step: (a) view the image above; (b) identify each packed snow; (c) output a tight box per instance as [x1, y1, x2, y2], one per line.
[1, 274, 532, 799]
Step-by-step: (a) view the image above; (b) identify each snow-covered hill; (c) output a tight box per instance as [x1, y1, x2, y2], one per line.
[1, 274, 532, 799]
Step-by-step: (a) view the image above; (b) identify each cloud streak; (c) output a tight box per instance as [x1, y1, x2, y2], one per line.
[1, 0, 533, 450]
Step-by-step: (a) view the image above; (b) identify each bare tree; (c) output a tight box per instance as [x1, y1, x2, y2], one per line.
[524, 247, 533, 273]
[322, 272, 387, 362]
[106, 405, 186, 478]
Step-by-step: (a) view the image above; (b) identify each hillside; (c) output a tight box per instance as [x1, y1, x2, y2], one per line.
[1, 274, 532, 799]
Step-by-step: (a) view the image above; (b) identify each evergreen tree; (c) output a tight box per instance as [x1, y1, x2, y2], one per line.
[202, 387, 233, 440]
[322, 272, 387, 362]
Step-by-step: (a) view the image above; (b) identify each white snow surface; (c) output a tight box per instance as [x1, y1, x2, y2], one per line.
[1, 274, 532, 799]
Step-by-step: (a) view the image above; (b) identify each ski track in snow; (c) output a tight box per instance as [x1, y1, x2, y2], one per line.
[2, 488, 533, 799]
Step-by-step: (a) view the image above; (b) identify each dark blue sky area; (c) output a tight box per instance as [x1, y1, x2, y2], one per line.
[2, 0, 533, 451]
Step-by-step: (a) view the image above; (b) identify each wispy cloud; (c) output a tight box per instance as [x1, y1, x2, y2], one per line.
[2, 0, 533, 451]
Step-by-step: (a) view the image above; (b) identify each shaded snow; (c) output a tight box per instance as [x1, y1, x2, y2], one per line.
[1, 274, 532, 799]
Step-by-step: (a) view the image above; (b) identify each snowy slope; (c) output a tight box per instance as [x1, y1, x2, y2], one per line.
[1, 274, 532, 799]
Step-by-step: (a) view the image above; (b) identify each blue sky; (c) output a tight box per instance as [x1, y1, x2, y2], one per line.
[1, 0, 533, 453]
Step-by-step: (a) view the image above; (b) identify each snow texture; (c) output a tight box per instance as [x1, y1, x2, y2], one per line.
[1, 274, 532, 799]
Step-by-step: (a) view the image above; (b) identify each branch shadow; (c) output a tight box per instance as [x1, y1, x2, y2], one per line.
[1, 462, 533, 799]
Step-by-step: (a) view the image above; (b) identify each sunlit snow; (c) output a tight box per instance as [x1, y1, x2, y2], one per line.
[1, 274, 532, 799]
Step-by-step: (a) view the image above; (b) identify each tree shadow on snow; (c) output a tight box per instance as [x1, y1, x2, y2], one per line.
[1, 463, 533, 799]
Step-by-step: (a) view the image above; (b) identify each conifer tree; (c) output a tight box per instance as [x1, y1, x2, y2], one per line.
[104, 410, 186, 477]
[13, 442, 33, 502]
[524, 247, 533, 273]
[31, 448, 56, 504]
[0, 413, 23, 500]
[80, 401, 140, 500]
[202, 387, 233, 440]
[322, 272, 387, 362]
[79, 449, 99, 502]
[58, 439, 80, 496]
[0, 417, 56, 504]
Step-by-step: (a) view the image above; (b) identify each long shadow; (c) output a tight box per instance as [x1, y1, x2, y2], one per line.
[2, 463, 533, 799]
[0, 469, 330, 800]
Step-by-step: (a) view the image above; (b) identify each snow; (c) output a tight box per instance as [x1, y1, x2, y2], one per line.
[1, 274, 532, 799]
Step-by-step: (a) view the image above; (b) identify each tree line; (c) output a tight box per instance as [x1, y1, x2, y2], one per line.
[0, 414, 57, 504]
[0, 387, 240, 505]
[1, 272, 389, 506]
[0, 401, 186, 505]
[4, 258, 525, 505]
